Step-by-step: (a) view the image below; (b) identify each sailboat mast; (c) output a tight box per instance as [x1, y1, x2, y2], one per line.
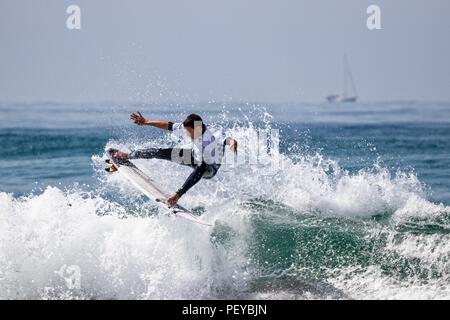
[326, 55, 358, 103]
[343, 55, 348, 97]
[344, 55, 358, 97]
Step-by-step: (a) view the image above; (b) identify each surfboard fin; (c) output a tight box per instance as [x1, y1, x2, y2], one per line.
[105, 165, 118, 173]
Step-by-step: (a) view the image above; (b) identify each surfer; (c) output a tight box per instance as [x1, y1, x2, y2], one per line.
[111, 112, 238, 206]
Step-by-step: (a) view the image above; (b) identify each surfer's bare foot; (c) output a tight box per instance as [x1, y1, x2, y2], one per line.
[113, 151, 130, 160]
[167, 193, 181, 206]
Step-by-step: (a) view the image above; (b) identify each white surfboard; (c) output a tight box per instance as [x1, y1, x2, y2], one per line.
[106, 148, 212, 226]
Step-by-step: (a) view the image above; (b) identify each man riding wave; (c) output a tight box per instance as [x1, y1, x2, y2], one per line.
[110, 112, 238, 206]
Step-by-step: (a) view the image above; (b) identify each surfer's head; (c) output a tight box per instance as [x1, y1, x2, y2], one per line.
[183, 114, 205, 139]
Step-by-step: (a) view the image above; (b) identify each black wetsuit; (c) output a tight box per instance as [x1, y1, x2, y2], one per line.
[130, 121, 230, 197]
[130, 147, 221, 197]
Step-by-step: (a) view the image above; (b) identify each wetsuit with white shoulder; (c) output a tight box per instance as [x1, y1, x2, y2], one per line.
[129, 121, 230, 197]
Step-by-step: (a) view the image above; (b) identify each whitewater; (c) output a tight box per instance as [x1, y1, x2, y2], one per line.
[0, 102, 449, 299]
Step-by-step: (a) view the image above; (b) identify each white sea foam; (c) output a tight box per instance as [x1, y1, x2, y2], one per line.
[329, 266, 450, 300]
[0, 188, 250, 299]
[1, 124, 449, 299]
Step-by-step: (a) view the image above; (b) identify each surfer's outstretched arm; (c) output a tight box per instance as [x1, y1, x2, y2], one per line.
[130, 111, 171, 130]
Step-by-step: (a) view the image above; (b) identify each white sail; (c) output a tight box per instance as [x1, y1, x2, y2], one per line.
[326, 55, 358, 103]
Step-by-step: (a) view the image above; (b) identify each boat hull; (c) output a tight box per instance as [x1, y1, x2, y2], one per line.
[326, 95, 357, 103]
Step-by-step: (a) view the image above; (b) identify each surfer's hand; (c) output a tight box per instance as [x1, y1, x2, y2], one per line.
[130, 111, 147, 125]
[167, 193, 180, 206]
[229, 139, 238, 154]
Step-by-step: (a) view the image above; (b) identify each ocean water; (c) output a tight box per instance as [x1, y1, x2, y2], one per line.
[0, 101, 449, 299]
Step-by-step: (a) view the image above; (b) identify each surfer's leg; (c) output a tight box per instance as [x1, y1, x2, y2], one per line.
[176, 162, 208, 196]
[131, 148, 196, 166]
[202, 164, 220, 179]
[131, 148, 172, 160]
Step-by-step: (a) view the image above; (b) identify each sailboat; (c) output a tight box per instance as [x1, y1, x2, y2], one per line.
[326, 55, 358, 103]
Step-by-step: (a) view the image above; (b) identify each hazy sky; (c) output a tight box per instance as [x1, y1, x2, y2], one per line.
[1, 0, 449, 103]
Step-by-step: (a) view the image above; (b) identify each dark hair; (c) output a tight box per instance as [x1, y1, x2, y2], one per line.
[183, 114, 204, 129]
